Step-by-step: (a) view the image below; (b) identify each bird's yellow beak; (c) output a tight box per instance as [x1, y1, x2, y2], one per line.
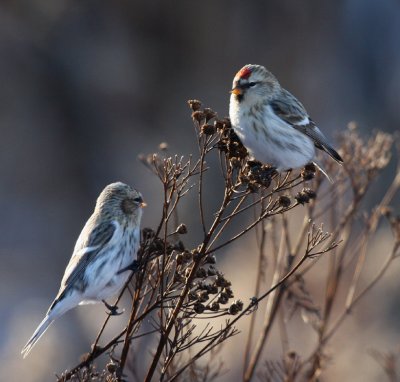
[140, 201, 147, 208]
[230, 87, 243, 96]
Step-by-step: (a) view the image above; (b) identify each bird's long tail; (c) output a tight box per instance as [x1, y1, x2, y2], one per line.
[21, 314, 54, 358]
[313, 161, 334, 184]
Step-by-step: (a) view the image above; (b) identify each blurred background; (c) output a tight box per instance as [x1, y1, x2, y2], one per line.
[1, 1, 400, 381]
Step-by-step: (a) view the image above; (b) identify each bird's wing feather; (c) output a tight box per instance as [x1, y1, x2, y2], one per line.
[50, 220, 116, 310]
[270, 90, 343, 163]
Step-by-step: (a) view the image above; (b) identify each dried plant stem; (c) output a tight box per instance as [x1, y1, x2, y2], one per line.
[243, 216, 288, 382]
[144, 189, 233, 382]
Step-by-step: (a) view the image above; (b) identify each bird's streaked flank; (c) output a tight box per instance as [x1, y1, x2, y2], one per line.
[229, 64, 343, 173]
[21, 182, 145, 358]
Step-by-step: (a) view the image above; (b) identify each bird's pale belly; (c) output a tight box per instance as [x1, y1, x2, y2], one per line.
[235, 118, 315, 171]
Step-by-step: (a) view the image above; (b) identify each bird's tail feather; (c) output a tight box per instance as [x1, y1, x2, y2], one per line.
[313, 161, 334, 184]
[21, 314, 54, 358]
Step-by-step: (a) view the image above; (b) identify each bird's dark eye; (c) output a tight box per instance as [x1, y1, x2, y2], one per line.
[133, 196, 143, 204]
[248, 82, 257, 87]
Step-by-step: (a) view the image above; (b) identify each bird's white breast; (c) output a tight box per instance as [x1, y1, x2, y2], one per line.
[229, 97, 315, 170]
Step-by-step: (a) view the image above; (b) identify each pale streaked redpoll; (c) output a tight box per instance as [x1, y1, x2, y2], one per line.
[21, 182, 146, 358]
[229, 64, 343, 172]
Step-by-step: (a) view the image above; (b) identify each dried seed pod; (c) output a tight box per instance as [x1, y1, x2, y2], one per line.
[295, 190, 310, 205]
[207, 265, 217, 276]
[222, 118, 232, 129]
[106, 363, 117, 373]
[193, 302, 205, 314]
[234, 299, 243, 311]
[247, 182, 259, 193]
[188, 291, 197, 301]
[188, 99, 202, 111]
[214, 119, 224, 130]
[196, 267, 207, 279]
[304, 163, 317, 172]
[209, 302, 220, 311]
[203, 108, 217, 121]
[207, 284, 218, 294]
[278, 195, 291, 208]
[201, 124, 216, 135]
[224, 286, 234, 297]
[229, 303, 241, 315]
[197, 290, 209, 302]
[218, 292, 229, 305]
[182, 250, 192, 262]
[230, 157, 242, 168]
[303, 188, 317, 200]
[192, 111, 205, 123]
[205, 254, 216, 264]
[176, 223, 188, 234]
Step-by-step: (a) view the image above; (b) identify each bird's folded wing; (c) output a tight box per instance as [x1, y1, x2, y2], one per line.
[50, 221, 116, 309]
[270, 90, 343, 163]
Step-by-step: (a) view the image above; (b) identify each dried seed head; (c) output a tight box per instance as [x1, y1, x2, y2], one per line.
[106, 363, 117, 373]
[247, 182, 259, 193]
[230, 157, 242, 168]
[278, 195, 291, 208]
[193, 302, 205, 314]
[295, 190, 310, 205]
[224, 287, 234, 297]
[197, 290, 209, 302]
[222, 118, 232, 129]
[176, 223, 188, 234]
[205, 254, 216, 264]
[182, 250, 192, 262]
[188, 99, 202, 111]
[203, 108, 217, 121]
[214, 119, 224, 130]
[301, 163, 317, 180]
[196, 267, 207, 279]
[159, 142, 168, 151]
[229, 302, 241, 315]
[303, 188, 317, 200]
[234, 299, 243, 311]
[201, 124, 216, 135]
[217, 139, 228, 152]
[207, 284, 218, 294]
[192, 248, 202, 261]
[207, 265, 217, 276]
[209, 302, 220, 311]
[215, 273, 229, 287]
[304, 163, 317, 172]
[192, 110, 205, 123]
[218, 292, 229, 305]
[239, 174, 249, 184]
[188, 291, 197, 301]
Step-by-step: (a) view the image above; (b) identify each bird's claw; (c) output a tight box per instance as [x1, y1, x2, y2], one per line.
[117, 260, 139, 275]
[102, 300, 124, 316]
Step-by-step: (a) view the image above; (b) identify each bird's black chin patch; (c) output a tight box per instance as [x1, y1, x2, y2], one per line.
[236, 94, 244, 102]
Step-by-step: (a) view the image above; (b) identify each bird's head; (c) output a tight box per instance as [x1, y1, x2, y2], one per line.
[96, 182, 146, 223]
[230, 64, 280, 104]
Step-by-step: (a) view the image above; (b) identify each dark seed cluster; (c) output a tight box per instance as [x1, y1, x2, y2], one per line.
[295, 188, 317, 205]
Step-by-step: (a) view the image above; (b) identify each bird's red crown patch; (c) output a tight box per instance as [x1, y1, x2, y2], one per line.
[236, 66, 252, 80]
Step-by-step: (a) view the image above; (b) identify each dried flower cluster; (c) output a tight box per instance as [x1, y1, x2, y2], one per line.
[56, 102, 400, 382]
